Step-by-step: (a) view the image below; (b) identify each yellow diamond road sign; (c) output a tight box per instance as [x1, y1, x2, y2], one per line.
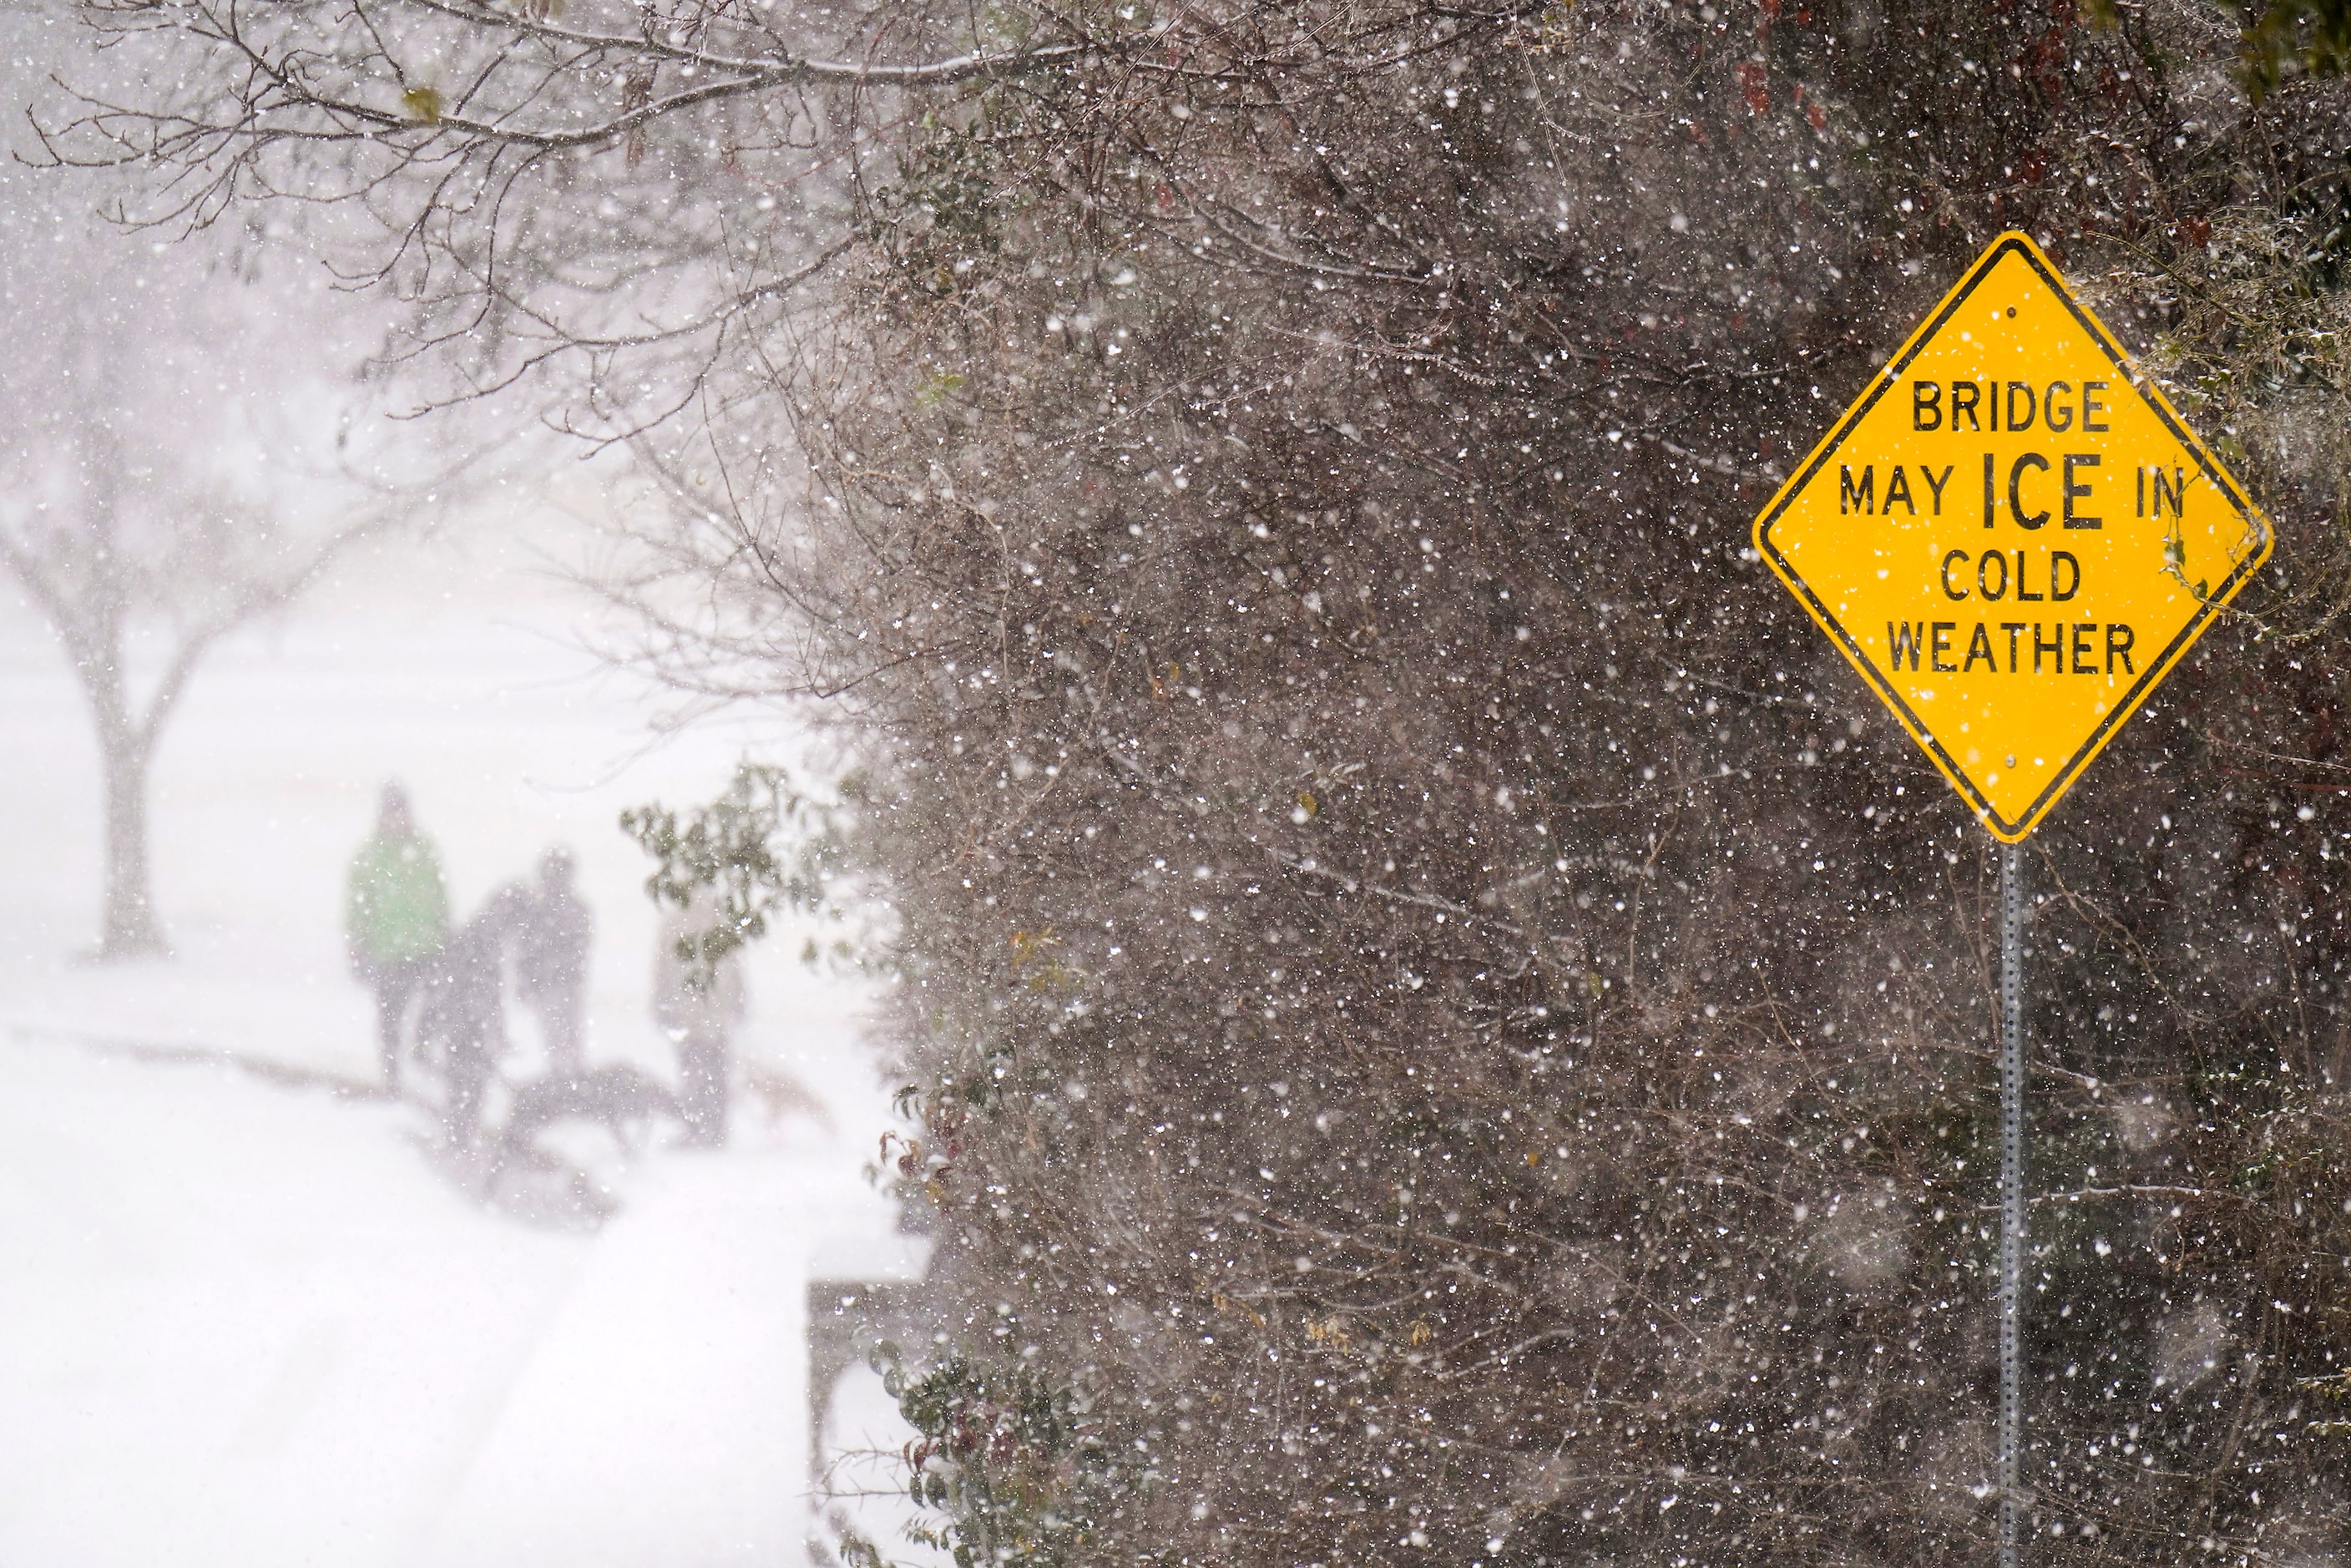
[1753, 231, 2271, 842]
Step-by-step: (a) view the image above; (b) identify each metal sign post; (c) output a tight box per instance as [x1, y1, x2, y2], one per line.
[1998, 843, 2025, 1568]
[1748, 231, 2273, 1561]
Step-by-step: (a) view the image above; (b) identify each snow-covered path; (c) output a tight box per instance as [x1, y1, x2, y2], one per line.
[0, 505, 926, 1565]
[0, 1040, 589, 1565]
[0, 1039, 921, 1565]
[426, 1156, 862, 1566]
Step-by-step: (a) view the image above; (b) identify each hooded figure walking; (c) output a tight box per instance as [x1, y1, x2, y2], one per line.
[654, 892, 744, 1147]
[346, 784, 450, 1094]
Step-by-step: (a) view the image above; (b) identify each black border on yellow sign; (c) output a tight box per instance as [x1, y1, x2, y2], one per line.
[1752, 230, 2273, 842]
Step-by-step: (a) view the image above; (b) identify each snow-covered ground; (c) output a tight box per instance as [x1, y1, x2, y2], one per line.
[0, 498, 930, 1565]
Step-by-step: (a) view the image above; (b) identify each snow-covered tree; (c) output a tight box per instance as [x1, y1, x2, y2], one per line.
[0, 175, 405, 957]
[0, 1, 434, 959]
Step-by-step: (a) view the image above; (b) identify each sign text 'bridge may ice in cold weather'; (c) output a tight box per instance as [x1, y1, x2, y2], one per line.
[1752, 230, 2270, 842]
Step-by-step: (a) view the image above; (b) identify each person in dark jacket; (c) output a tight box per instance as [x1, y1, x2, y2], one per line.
[516, 847, 592, 1080]
[417, 883, 533, 1149]
[345, 784, 450, 1094]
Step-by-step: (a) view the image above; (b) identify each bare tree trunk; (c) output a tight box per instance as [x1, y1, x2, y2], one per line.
[5, 498, 387, 962]
[96, 723, 165, 959]
[73, 608, 170, 961]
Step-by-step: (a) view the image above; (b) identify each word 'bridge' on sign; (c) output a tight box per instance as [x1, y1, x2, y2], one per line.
[1752, 231, 2271, 842]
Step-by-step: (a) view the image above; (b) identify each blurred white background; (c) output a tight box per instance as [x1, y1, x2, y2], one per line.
[0, 479, 930, 1566]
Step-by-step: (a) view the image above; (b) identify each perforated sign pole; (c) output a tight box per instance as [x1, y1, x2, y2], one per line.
[1747, 230, 2273, 1565]
[1998, 844, 2025, 1568]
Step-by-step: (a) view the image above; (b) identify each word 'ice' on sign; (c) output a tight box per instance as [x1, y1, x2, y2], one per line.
[1752, 231, 2270, 842]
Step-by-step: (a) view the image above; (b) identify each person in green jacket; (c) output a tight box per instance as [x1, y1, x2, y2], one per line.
[346, 784, 451, 1094]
